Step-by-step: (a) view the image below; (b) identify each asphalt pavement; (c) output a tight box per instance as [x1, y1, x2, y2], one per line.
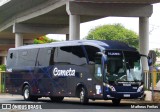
[0, 94, 159, 112]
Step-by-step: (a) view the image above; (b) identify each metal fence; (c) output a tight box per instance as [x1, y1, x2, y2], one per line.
[0, 72, 6, 93]
[144, 70, 160, 91]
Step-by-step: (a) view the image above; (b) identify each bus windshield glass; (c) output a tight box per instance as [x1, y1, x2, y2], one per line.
[105, 51, 142, 82]
[124, 51, 142, 82]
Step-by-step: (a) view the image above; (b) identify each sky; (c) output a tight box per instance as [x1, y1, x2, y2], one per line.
[47, 3, 160, 50]
[0, 0, 10, 6]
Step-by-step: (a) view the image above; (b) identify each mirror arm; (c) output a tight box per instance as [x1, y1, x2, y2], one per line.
[140, 54, 149, 58]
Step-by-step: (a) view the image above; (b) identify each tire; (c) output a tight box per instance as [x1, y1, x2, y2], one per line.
[50, 97, 64, 102]
[79, 87, 88, 104]
[112, 99, 121, 106]
[23, 85, 38, 101]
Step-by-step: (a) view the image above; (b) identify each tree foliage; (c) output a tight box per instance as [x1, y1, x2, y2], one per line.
[86, 24, 139, 48]
[155, 48, 160, 58]
[34, 36, 57, 44]
[0, 64, 6, 71]
[153, 49, 160, 67]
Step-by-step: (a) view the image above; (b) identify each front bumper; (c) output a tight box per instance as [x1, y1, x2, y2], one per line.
[104, 91, 144, 99]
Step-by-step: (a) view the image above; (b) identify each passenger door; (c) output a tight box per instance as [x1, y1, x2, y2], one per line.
[35, 48, 53, 95]
[84, 45, 103, 98]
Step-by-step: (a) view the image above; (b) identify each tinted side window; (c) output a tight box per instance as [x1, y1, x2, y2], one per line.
[37, 48, 52, 66]
[71, 46, 87, 65]
[84, 45, 100, 64]
[7, 50, 18, 68]
[54, 46, 87, 65]
[123, 51, 140, 69]
[17, 49, 39, 67]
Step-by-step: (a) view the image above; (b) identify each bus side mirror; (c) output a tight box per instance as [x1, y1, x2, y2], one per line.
[148, 56, 152, 66]
[140, 54, 152, 66]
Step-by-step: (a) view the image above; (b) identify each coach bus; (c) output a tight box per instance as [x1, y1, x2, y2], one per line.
[5, 40, 145, 105]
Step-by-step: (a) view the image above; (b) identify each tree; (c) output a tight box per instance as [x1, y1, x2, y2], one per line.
[86, 24, 139, 48]
[153, 49, 160, 67]
[34, 35, 57, 44]
[155, 48, 160, 58]
[0, 64, 6, 71]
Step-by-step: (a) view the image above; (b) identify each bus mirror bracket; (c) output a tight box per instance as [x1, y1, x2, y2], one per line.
[96, 52, 107, 63]
[96, 52, 103, 55]
[140, 54, 152, 66]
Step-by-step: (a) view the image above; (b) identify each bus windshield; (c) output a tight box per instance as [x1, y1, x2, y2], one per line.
[105, 51, 142, 82]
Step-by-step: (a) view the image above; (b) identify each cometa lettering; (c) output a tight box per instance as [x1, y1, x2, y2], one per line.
[53, 67, 75, 77]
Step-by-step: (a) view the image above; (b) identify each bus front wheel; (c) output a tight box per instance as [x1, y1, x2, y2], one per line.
[112, 99, 121, 106]
[79, 87, 88, 104]
[23, 85, 38, 101]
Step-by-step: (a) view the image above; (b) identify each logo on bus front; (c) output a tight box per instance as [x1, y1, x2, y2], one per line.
[53, 67, 75, 77]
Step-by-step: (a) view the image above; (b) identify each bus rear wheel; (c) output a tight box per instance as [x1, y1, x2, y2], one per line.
[23, 85, 38, 101]
[79, 87, 88, 104]
[112, 99, 121, 106]
[50, 97, 64, 102]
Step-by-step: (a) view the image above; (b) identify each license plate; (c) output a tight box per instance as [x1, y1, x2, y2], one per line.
[123, 83, 131, 86]
[124, 94, 130, 97]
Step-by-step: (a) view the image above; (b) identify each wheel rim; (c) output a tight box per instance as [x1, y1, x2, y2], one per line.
[80, 90, 84, 102]
[24, 89, 29, 99]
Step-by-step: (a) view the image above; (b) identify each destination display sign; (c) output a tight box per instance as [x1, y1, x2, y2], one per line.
[105, 50, 122, 57]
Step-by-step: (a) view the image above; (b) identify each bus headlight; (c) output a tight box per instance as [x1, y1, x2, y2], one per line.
[104, 84, 116, 92]
[110, 86, 116, 92]
[137, 85, 144, 92]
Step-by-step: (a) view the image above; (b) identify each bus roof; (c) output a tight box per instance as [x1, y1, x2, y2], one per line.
[9, 40, 137, 51]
